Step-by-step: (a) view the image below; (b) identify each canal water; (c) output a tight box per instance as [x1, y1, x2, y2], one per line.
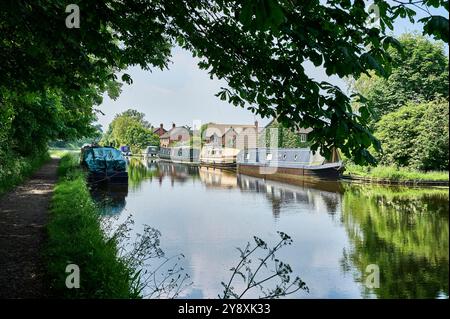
[90, 158, 449, 299]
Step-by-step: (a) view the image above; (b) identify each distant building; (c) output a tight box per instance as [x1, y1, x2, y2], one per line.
[153, 123, 167, 137]
[160, 123, 191, 147]
[203, 122, 259, 150]
[261, 119, 313, 147]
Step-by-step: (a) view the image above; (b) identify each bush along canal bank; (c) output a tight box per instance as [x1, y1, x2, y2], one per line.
[45, 154, 141, 298]
[342, 164, 449, 187]
[0, 151, 50, 195]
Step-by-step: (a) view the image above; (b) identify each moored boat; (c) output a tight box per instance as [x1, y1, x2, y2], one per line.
[237, 148, 343, 181]
[159, 146, 200, 164]
[80, 145, 128, 182]
[199, 146, 239, 168]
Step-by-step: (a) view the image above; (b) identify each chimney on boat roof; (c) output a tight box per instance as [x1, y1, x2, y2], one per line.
[172, 123, 176, 128]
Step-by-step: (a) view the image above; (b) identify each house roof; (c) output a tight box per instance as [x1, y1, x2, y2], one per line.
[160, 126, 191, 139]
[204, 123, 257, 138]
[153, 127, 167, 133]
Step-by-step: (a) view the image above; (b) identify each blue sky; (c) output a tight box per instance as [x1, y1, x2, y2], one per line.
[96, 5, 448, 131]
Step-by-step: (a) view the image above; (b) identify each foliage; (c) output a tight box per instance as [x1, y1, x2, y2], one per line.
[123, 124, 160, 152]
[1, 89, 99, 156]
[220, 232, 308, 299]
[341, 184, 449, 298]
[344, 163, 449, 181]
[374, 100, 449, 170]
[2, 1, 448, 165]
[413, 100, 449, 171]
[351, 34, 449, 122]
[101, 109, 160, 152]
[0, 151, 50, 195]
[49, 124, 103, 149]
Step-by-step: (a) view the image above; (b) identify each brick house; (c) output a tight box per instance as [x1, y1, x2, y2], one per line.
[159, 123, 191, 147]
[203, 122, 259, 150]
[152, 123, 167, 137]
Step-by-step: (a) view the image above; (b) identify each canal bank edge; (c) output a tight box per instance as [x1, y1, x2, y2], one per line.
[340, 175, 449, 187]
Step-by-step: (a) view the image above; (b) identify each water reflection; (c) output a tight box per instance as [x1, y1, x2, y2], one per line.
[237, 174, 343, 219]
[341, 185, 449, 298]
[89, 181, 128, 215]
[92, 158, 448, 299]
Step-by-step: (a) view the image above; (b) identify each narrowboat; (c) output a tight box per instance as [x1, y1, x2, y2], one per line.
[159, 146, 200, 164]
[199, 146, 240, 168]
[80, 145, 128, 182]
[237, 148, 343, 181]
[144, 145, 159, 158]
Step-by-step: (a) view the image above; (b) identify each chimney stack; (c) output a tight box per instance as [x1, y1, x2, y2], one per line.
[172, 123, 176, 129]
[160, 123, 164, 129]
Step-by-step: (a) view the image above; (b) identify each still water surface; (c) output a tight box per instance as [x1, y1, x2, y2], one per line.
[90, 158, 449, 299]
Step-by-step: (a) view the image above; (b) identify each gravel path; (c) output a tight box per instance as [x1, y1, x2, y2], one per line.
[0, 158, 59, 298]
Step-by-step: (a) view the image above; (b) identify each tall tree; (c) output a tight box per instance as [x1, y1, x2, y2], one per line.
[351, 34, 449, 122]
[102, 109, 159, 151]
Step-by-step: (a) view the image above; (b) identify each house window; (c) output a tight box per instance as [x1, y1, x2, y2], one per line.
[300, 134, 307, 142]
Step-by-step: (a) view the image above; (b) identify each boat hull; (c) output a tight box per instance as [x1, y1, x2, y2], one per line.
[237, 163, 341, 181]
[86, 171, 129, 183]
[200, 161, 236, 169]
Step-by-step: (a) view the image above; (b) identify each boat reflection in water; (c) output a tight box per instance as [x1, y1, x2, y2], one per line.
[237, 174, 343, 218]
[199, 166, 237, 189]
[88, 180, 129, 216]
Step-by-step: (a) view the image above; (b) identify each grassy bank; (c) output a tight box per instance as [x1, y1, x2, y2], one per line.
[0, 151, 50, 195]
[46, 154, 140, 298]
[344, 164, 449, 182]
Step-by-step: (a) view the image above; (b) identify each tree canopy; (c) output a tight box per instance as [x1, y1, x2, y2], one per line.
[1, 0, 448, 164]
[101, 109, 159, 152]
[349, 34, 449, 171]
[375, 100, 449, 170]
[351, 33, 449, 122]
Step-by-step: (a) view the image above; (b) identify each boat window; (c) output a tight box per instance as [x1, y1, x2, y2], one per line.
[294, 154, 298, 160]
[266, 153, 272, 161]
[283, 153, 287, 159]
[245, 153, 250, 160]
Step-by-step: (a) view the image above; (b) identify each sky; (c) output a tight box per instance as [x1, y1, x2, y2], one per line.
[96, 5, 448, 131]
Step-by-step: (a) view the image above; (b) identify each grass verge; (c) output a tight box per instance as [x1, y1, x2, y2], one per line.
[0, 151, 50, 195]
[344, 164, 449, 182]
[46, 153, 139, 298]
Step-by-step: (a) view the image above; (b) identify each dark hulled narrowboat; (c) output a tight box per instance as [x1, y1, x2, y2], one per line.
[237, 148, 343, 181]
[80, 145, 128, 182]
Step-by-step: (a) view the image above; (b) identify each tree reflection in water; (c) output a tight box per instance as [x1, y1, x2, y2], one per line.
[341, 185, 449, 298]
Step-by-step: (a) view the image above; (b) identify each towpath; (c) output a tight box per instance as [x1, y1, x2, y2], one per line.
[0, 158, 59, 298]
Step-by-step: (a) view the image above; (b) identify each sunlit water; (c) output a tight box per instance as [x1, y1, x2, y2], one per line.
[89, 158, 449, 299]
